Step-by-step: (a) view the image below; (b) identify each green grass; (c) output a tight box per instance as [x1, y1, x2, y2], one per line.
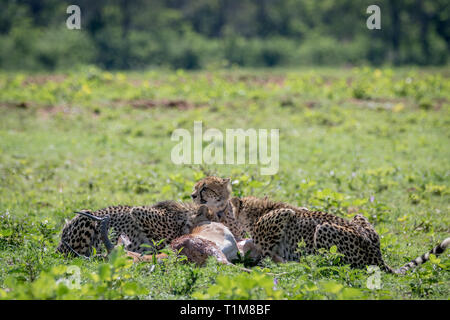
[0, 66, 449, 299]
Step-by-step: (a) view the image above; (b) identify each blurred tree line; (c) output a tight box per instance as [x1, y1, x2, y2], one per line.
[0, 0, 448, 70]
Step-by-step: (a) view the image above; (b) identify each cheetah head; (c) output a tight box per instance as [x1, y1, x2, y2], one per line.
[191, 176, 231, 216]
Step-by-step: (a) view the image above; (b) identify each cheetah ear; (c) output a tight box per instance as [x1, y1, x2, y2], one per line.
[223, 178, 232, 194]
[230, 197, 241, 211]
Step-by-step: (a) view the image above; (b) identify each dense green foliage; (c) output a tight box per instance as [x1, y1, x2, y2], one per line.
[0, 67, 449, 299]
[0, 0, 449, 70]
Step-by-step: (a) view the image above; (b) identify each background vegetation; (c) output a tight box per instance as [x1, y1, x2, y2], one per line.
[0, 67, 449, 299]
[0, 0, 449, 70]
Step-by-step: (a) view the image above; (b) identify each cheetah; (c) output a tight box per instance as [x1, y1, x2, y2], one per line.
[78, 204, 248, 268]
[191, 176, 309, 241]
[191, 176, 247, 240]
[230, 196, 450, 274]
[191, 176, 449, 273]
[57, 201, 219, 257]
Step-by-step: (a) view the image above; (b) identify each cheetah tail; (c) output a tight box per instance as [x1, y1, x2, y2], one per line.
[387, 237, 450, 274]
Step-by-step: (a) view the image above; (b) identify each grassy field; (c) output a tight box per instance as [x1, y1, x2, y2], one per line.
[0, 66, 449, 299]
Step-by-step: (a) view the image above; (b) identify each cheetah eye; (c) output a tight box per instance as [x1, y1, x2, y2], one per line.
[201, 187, 217, 197]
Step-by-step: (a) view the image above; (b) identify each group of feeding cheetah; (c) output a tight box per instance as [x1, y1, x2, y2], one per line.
[58, 176, 449, 274]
